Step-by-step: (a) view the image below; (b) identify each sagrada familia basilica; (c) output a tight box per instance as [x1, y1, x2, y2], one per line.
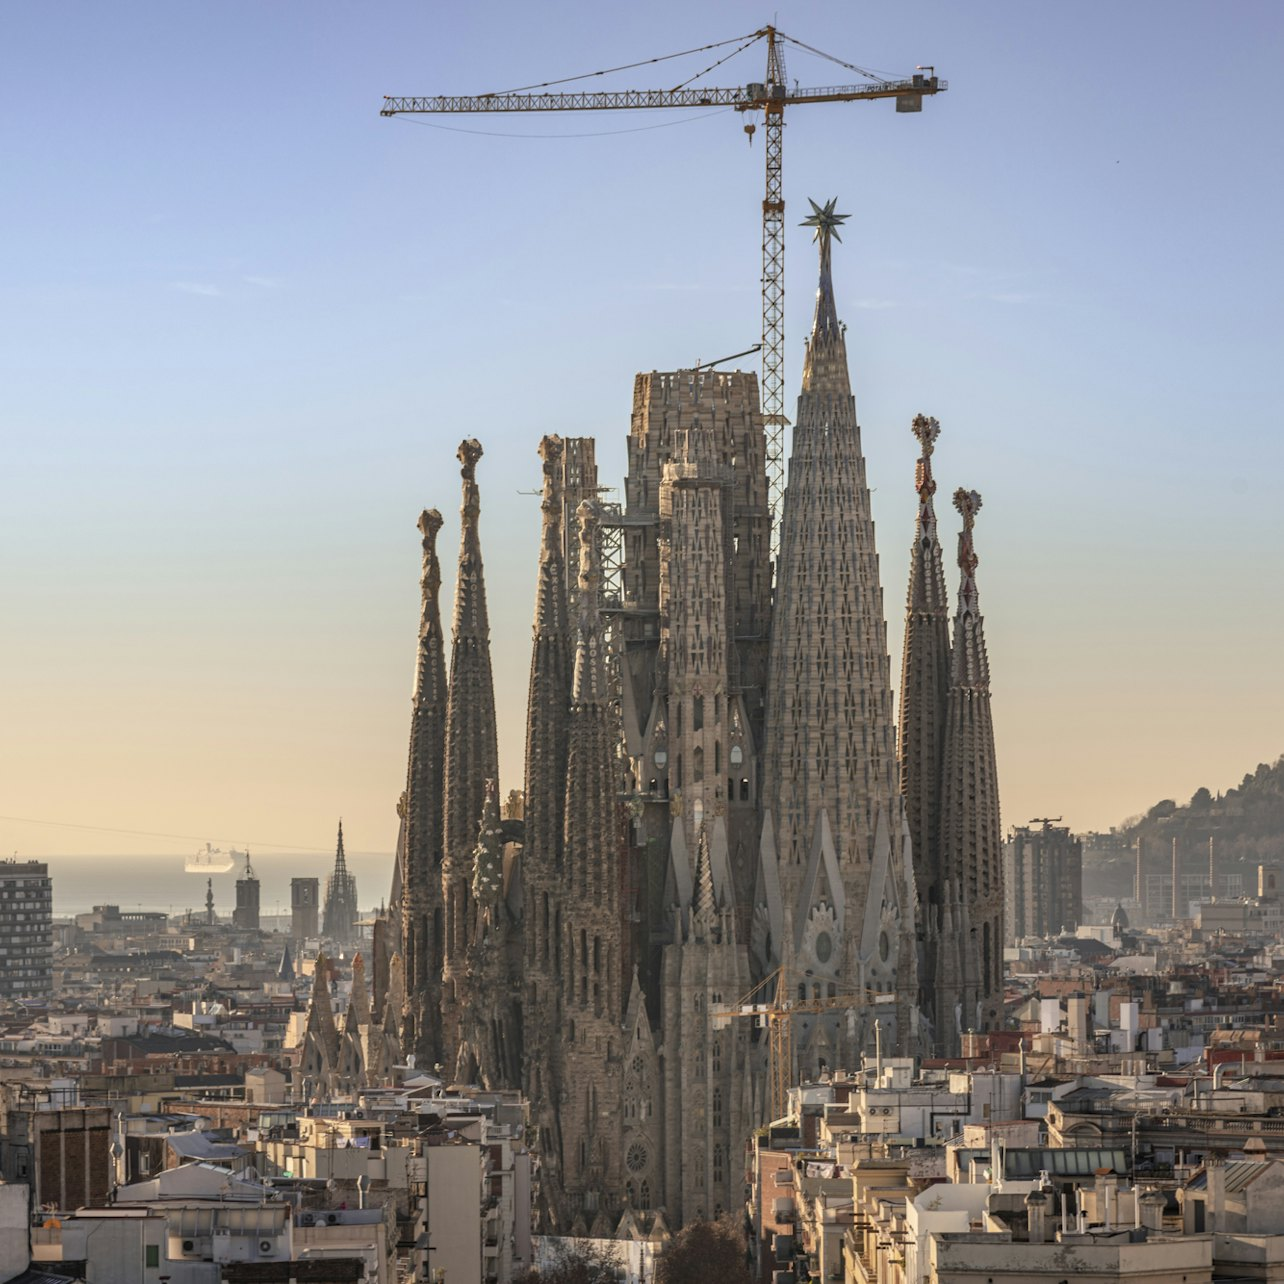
[301, 204, 1003, 1232]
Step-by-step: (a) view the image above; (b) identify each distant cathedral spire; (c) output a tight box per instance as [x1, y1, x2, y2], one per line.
[402, 507, 448, 1067]
[937, 488, 1003, 1047]
[323, 820, 359, 944]
[441, 439, 499, 1062]
[898, 415, 951, 1041]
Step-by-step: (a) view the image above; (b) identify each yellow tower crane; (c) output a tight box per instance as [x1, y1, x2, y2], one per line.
[382, 27, 945, 558]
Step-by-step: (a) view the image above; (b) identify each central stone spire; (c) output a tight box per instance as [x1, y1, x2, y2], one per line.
[441, 438, 499, 1064]
[762, 202, 918, 1063]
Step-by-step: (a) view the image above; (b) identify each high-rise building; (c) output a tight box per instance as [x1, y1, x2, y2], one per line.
[1005, 822, 1083, 941]
[0, 860, 53, 999]
[387, 204, 1001, 1229]
[291, 877, 319, 941]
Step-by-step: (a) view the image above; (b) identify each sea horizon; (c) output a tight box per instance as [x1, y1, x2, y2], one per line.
[36, 852, 395, 919]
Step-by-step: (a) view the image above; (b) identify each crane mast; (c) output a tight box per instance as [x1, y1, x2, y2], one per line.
[383, 28, 945, 564]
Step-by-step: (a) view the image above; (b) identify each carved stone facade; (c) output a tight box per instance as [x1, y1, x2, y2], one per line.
[761, 218, 919, 1068]
[897, 436, 1005, 1053]
[385, 220, 1001, 1227]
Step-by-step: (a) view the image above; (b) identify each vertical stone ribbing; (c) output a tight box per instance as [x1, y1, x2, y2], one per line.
[523, 437, 572, 991]
[520, 437, 574, 1217]
[402, 508, 447, 1068]
[762, 210, 917, 1061]
[937, 489, 1003, 1049]
[897, 415, 951, 1043]
[460, 778, 521, 1086]
[556, 500, 627, 1224]
[441, 438, 499, 1064]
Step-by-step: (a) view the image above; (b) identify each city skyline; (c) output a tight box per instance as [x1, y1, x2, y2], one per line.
[4, 1, 1282, 860]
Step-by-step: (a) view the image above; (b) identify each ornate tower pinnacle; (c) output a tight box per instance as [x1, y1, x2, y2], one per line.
[323, 820, 359, 944]
[521, 436, 574, 1112]
[800, 198, 850, 386]
[572, 500, 604, 705]
[800, 197, 849, 343]
[951, 488, 989, 688]
[764, 199, 917, 1064]
[898, 414, 952, 1045]
[441, 438, 500, 1063]
[401, 505, 448, 1067]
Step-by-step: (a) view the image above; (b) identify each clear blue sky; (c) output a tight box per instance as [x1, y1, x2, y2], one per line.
[2, 1, 1281, 863]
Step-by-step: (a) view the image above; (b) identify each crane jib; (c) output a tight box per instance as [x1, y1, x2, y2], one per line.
[379, 78, 943, 116]
[381, 48, 946, 583]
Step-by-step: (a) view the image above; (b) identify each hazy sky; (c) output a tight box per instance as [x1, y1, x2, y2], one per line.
[3, 1, 1281, 867]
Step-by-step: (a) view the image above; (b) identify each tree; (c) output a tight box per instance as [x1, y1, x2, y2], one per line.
[512, 1238, 623, 1284]
[656, 1216, 752, 1284]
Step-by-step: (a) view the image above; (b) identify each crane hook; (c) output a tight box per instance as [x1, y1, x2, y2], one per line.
[744, 122, 756, 147]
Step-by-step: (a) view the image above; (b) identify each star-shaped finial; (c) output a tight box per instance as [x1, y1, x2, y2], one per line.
[800, 197, 849, 243]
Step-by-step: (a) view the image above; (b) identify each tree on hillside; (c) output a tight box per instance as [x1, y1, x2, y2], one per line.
[656, 1216, 752, 1284]
[512, 1238, 623, 1284]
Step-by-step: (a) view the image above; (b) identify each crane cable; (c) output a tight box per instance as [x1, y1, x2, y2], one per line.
[777, 32, 895, 83]
[485, 30, 761, 97]
[668, 31, 766, 93]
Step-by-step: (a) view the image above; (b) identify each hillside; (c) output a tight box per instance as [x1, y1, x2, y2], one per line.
[1082, 755, 1284, 905]
[1118, 754, 1284, 865]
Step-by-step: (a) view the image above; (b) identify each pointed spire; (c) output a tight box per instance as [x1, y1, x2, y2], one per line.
[309, 951, 340, 1066]
[524, 436, 573, 877]
[278, 942, 295, 981]
[444, 438, 500, 858]
[323, 819, 359, 943]
[800, 197, 848, 344]
[951, 488, 990, 689]
[535, 436, 569, 637]
[799, 197, 851, 392]
[899, 415, 952, 1044]
[442, 438, 500, 1063]
[349, 953, 372, 1028]
[401, 504, 448, 1068]
[453, 439, 491, 640]
[572, 500, 604, 706]
[908, 416, 949, 613]
[414, 509, 446, 701]
[937, 487, 1003, 1049]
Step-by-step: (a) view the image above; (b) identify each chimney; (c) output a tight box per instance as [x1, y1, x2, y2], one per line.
[1140, 1189, 1165, 1232]
[1206, 1153, 1226, 1233]
[1095, 1169, 1119, 1230]
[1025, 1190, 1048, 1243]
[1068, 994, 1089, 1053]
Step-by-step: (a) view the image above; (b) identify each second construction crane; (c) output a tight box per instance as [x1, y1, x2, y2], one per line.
[382, 26, 945, 560]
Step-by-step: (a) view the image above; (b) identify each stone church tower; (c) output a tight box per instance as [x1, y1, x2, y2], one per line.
[440, 439, 500, 1072]
[400, 508, 448, 1070]
[760, 202, 918, 1066]
[897, 416, 951, 1044]
[936, 488, 1004, 1047]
